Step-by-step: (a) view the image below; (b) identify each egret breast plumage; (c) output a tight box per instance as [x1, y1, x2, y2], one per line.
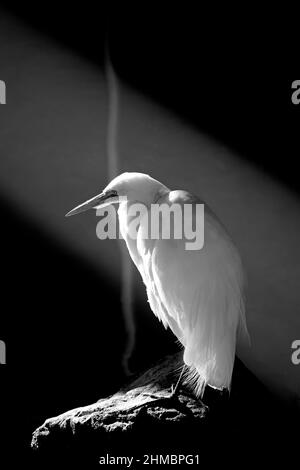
[66, 172, 249, 397]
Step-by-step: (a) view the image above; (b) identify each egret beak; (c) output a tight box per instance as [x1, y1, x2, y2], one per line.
[65, 190, 118, 217]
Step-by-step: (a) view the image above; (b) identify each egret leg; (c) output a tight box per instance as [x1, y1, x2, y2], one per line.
[170, 364, 186, 397]
[129, 365, 188, 413]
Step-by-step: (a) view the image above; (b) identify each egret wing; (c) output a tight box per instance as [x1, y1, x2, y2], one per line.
[140, 199, 247, 395]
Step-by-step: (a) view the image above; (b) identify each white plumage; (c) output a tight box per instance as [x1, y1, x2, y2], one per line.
[67, 172, 249, 397]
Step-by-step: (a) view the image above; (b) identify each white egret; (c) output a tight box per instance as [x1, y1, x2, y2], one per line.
[66, 172, 249, 397]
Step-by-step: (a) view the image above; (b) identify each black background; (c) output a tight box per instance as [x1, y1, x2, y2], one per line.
[1, 3, 298, 192]
[0, 2, 299, 466]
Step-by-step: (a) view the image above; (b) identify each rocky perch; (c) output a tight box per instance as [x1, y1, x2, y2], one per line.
[31, 353, 268, 467]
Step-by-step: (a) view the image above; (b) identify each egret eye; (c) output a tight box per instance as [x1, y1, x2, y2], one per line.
[106, 189, 118, 198]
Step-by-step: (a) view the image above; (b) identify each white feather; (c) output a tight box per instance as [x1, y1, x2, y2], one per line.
[116, 173, 249, 396]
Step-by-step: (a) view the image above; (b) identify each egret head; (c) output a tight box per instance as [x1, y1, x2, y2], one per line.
[66, 172, 169, 217]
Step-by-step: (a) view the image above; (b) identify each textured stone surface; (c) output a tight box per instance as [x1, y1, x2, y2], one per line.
[31, 352, 281, 467]
[31, 353, 224, 465]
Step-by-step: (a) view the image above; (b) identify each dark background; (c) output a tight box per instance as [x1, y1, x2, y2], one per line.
[1, 3, 298, 192]
[0, 2, 299, 466]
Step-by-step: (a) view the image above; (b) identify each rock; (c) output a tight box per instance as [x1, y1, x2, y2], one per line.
[30, 352, 261, 467]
